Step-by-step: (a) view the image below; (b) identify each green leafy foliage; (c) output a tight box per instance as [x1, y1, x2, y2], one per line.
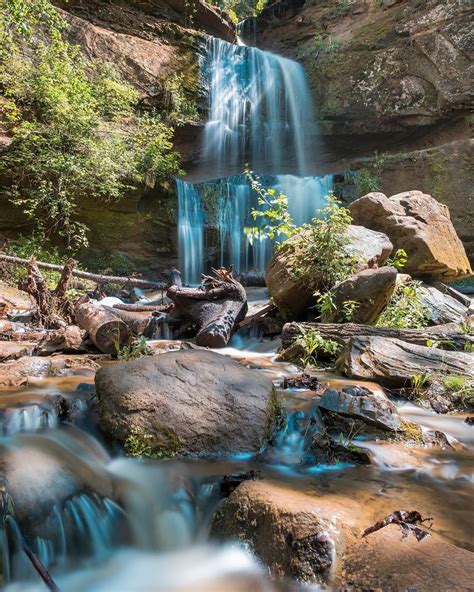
[410, 373, 429, 398]
[118, 336, 154, 362]
[208, 0, 267, 23]
[386, 248, 408, 271]
[0, 0, 182, 250]
[283, 194, 357, 292]
[376, 280, 429, 329]
[4, 233, 63, 287]
[297, 327, 341, 367]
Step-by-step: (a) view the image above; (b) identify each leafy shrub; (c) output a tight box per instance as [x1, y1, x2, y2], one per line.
[0, 0, 181, 250]
[297, 328, 341, 367]
[356, 168, 381, 195]
[4, 233, 64, 287]
[245, 169, 357, 294]
[117, 336, 154, 361]
[376, 280, 429, 329]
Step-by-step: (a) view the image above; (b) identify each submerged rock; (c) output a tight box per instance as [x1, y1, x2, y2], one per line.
[349, 191, 472, 280]
[318, 385, 402, 432]
[95, 350, 278, 457]
[211, 480, 344, 584]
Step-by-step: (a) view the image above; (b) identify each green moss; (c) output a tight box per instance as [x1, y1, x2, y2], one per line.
[266, 387, 285, 441]
[398, 419, 424, 445]
[124, 424, 181, 459]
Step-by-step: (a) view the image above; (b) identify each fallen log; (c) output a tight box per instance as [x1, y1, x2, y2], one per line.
[0, 254, 170, 289]
[339, 336, 474, 387]
[113, 303, 172, 313]
[281, 322, 473, 351]
[75, 299, 132, 354]
[238, 271, 266, 287]
[103, 306, 152, 336]
[167, 267, 247, 348]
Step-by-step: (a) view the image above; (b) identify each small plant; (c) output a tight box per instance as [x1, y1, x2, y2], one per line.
[124, 425, 154, 458]
[314, 291, 359, 323]
[356, 168, 381, 195]
[330, 0, 353, 18]
[338, 421, 362, 452]
[297, 328, 341, 367]
[443, 375, 467, 393]
[410, 373, 429, 398]
[117, 336, 154, 361]
[376, 280, 429, 329]
[386, 248, 408, 271]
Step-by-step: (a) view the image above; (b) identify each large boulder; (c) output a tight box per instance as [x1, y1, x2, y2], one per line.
[339, 336, 474, 387]
[318, 385, 402, 432]
[211, 480, 355, 584]
[349, 191, 472, 280]
[340, 525, 474, 592]
[420, 284, 469, 325]
[95, 350, 278, 457]
[331, 266, 398, 324]
[265, 225, 393, 320]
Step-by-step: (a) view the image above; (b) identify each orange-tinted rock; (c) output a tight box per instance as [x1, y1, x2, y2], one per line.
[349, 191, 472, 280]
[265, 225, 393, 320]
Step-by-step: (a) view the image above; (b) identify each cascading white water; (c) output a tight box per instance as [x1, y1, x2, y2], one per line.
[177, 173, 333, 280]
[201, 36, 316, 177]
[177, 36, 331, 284]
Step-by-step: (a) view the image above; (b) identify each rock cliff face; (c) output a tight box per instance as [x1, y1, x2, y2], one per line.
[242, 0, 472, 262]
[0, 1, 234, 274]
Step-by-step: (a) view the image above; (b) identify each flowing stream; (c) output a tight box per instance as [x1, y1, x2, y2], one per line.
[1, 335, 473, 591]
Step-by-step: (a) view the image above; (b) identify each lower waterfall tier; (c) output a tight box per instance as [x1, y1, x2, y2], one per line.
[177, 173, 334, 284]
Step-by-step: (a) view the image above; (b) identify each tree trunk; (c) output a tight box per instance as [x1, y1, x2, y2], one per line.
[281, 322, 473, 351]
[167, 268, 248, 348]
[339, 336, 474, 387]
[75, 300, 132, 354]
[103, 306, 152, 336]
[0, 254, 171, 289]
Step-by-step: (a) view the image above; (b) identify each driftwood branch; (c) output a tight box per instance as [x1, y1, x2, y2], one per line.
[0, 254, 170, 289]
[167, 267, 248, 347]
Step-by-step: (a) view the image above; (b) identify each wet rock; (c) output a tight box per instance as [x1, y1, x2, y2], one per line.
[340, 336, 474, 387]
[220, 470, 262, 497]
[318, 385, 401, 432]
[349, 191, 472, 280]
[265, 225, 392, 320]
[95, 350, 278, 457]
[420, 284, 469, 325]
[339, 524, 474, 592]
[0, 341, 36, 362]
[0, 427, 113, 537]
[37, 325, 87, 355]
[330, 266, 398, 324]
[211, 480, 341, 584]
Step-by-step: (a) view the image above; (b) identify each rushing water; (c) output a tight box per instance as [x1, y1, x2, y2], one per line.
[1, 341, 473, 590]
[177, 36, 331, 284]
[177, 173, 333, 282]
[201, 36, 316, 177]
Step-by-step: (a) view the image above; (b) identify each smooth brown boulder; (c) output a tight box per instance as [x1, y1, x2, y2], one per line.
[340, 526, 474, 592]
[349, 191, 472, 280]
[211, 480, 354, 584]
[339, 336, 474, 387]
[331, 266, 398, 324]
[95, 350, 277, 457]
[265, 225, 393, 320]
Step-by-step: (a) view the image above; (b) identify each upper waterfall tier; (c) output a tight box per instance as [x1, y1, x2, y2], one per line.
[201, 37, 316, 178]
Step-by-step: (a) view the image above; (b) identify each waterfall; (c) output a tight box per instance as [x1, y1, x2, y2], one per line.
[201, 36, 316, 177]
[177, 36, 330, 284]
